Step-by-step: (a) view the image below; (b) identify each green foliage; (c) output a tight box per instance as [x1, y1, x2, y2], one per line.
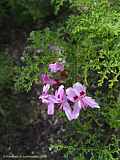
[51, 0, 66, 15]
[51, 0, 94, 15]
[50, 113, 120, 159]
[0, 0, 51, 24]
[104, 102, 120, 128]
[15, 55, 41, 92]
[69, 0, 94, 10]
[0, 53, 14, 89]
[66, 2, 120, 87]
[50, 143, 120, 160]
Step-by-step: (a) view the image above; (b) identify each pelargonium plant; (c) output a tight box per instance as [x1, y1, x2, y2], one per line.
[39, 62, 100, 121]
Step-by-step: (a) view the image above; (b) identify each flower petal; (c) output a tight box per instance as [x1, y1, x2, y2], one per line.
[82, 96, 100, 108]
[63, 102, 73, 121]
[41, 74, 49, 84]
[41, 73, 57, 85]
[43, 84, 50, 94]
[66, 87, 77, 102]
[49, 63, 64, 72]
[55, 85, 64, 100]
[73, 82, 86, 96]
[72, 102, 81, 119]
[47, 103, 54, 115]
[49, 95, 59, 103]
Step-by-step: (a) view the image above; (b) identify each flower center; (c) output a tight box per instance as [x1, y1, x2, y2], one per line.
[73, 91, 86, 101]
[73, 96, 79, 100]
[80, 91, 85, 96]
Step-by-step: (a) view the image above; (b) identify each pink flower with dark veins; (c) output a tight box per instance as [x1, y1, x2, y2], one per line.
[55, 85, 73, 121]
[49, 62, 64, 73]
[39, 84, 58, 115]
[41, 73, 57, 85]
[66, 82, 100, 119]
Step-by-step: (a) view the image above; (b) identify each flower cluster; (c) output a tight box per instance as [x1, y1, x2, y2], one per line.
[39, 62, 100, 121]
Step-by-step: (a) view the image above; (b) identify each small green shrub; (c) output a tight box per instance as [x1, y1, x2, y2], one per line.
[66, 2, 120, 87]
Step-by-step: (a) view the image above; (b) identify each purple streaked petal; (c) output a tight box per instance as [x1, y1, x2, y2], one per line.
[47, 103, 54, 115]
[49, 95, 59, 103]
[41, 74, 49, 82]
[43, 84, 50, 94]
[73, 82, 86, 96]
[66, 87, 77, 102]
[79, 99, 86, 109]
[55, 85, 64, 100]
[63, 102, 73, 121]
[82, 96, 100, 108]
[39, 94, 49, 104]
[49, 63, 64, 73]
[72, 102, 81, 119]
[41, 73, 57, 85]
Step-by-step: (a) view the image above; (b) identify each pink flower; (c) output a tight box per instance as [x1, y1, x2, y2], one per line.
[49, 63, 64, 73]
[55, 85, 73, 121]
[41, 73, 57, 85]
[66, 82, 100, 118]
[39, 84, 58, 115]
